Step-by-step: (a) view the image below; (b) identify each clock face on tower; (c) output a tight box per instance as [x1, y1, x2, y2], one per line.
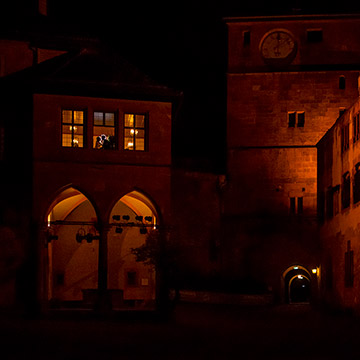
[259, 29, 297, 66]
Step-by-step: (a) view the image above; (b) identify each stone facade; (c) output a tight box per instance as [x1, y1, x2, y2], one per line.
[318, 98, 360, 313]
[223, 14, 360, 302]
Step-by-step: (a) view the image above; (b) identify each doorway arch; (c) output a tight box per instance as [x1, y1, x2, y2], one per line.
[45, 187, 99, 307]
[282, 265, 312, 304]
[107, 190, 159, 308]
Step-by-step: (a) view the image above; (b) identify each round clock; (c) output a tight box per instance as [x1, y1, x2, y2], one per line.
[259, 29, 297, 66]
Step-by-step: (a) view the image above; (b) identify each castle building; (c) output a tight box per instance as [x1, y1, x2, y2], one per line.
[222, 14, 360, 303]
[317, 95, 360, 313]
[0, 33, 181, 311]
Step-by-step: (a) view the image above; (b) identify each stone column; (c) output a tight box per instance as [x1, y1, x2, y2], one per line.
[96, 223, 111, 312]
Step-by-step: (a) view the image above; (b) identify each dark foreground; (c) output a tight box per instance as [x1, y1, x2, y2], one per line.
[1, 303, 360, 359]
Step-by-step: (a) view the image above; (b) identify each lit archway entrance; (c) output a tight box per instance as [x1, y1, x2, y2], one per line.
[288, 274, 311, 303]
[107, 191, 158, 309]
[282, 265, 312, 304]
[45, 188, 99, 308]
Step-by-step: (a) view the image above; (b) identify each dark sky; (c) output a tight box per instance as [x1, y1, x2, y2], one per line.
[20, 1, 360, 170]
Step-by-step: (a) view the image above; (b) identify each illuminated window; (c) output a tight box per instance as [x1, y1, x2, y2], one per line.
[353, 113, 360, 143]
[342, 172, 351, 210]
[345, 241, 354, 288]
[93, 111, 116, 149]
[62, 110, 85, 147]
[288, 112, 305, 127]
[124, 113, 146, 151]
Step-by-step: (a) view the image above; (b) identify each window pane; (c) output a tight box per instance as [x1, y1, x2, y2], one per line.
[62, 125, 72, 135]
[75, 125, 83, 135]
[288, 112, 296, 127]
[62, 110, 72, 124]
[135, 138, 145, 151]
[93, 126, 115, 149]
[105, 113, 115, 126]
[135, 115, 145, 128]
[94, 112, 104, 126]
[124, 114, 134, 127]
[135, 129, 145, 139]
[297, 112, 305, 127]
[74, 111, 84, 124]
[73, 136, 83, 147]
[62, 134, 72, 147]
[124, 137, 134, 150]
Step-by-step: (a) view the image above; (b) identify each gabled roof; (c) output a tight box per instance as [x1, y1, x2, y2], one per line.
[1, 47, 182, 102]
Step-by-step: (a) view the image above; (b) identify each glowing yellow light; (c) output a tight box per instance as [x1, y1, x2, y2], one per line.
[298, 275, 303, 279]
[47, 214, 51, 227]
[312, 268, 317, 274]
[128, 142, 133, 147]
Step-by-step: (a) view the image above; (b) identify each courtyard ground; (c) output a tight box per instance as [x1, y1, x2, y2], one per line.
[1, 302, 360, 359]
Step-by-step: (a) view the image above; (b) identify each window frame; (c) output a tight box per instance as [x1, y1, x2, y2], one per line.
[123, 112, 148, 151]
[61, 109, 86, 148]
[306, 29, 323, 43]
[93, 110, 117, 150]
[288, 111, 305, 128]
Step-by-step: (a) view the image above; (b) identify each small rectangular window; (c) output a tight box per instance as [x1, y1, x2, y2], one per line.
[339, 76, 346, 90]
[290, 197, 296, 214]
[354, 163, 360, 204]
[307, 29, 323, 43]
[342, 172, 351, 209]
[93, 111, 116, 149]
[326, 186, 334, 219]
[341, 124, 350, 153]
[126, 271, 137, 286]
[288, 112, 305, 127]
[353, 113, 360, 143]
[297, 112, 305, 127]
[297, 197, 303, 214]
[243, 30, 251, 46]
[62, 109, 85, 148]
[124, 113, 146, 151]
[288, 112, 296, 127]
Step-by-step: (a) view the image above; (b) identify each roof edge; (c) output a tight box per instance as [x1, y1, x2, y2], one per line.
[224, 13, 360, 23]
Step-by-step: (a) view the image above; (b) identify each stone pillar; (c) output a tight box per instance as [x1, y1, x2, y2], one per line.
[96, 223, 111, 312]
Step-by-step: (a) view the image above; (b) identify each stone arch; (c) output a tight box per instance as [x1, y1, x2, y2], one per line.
[45, 186, 100, 307]
[282, 265, 313, 304]
[107, 190, 160, 308]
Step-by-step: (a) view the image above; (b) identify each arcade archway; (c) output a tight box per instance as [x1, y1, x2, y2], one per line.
[45, 188, 99, 307]
[107, 191, 159, 308]
[283, 265, 313, 304]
